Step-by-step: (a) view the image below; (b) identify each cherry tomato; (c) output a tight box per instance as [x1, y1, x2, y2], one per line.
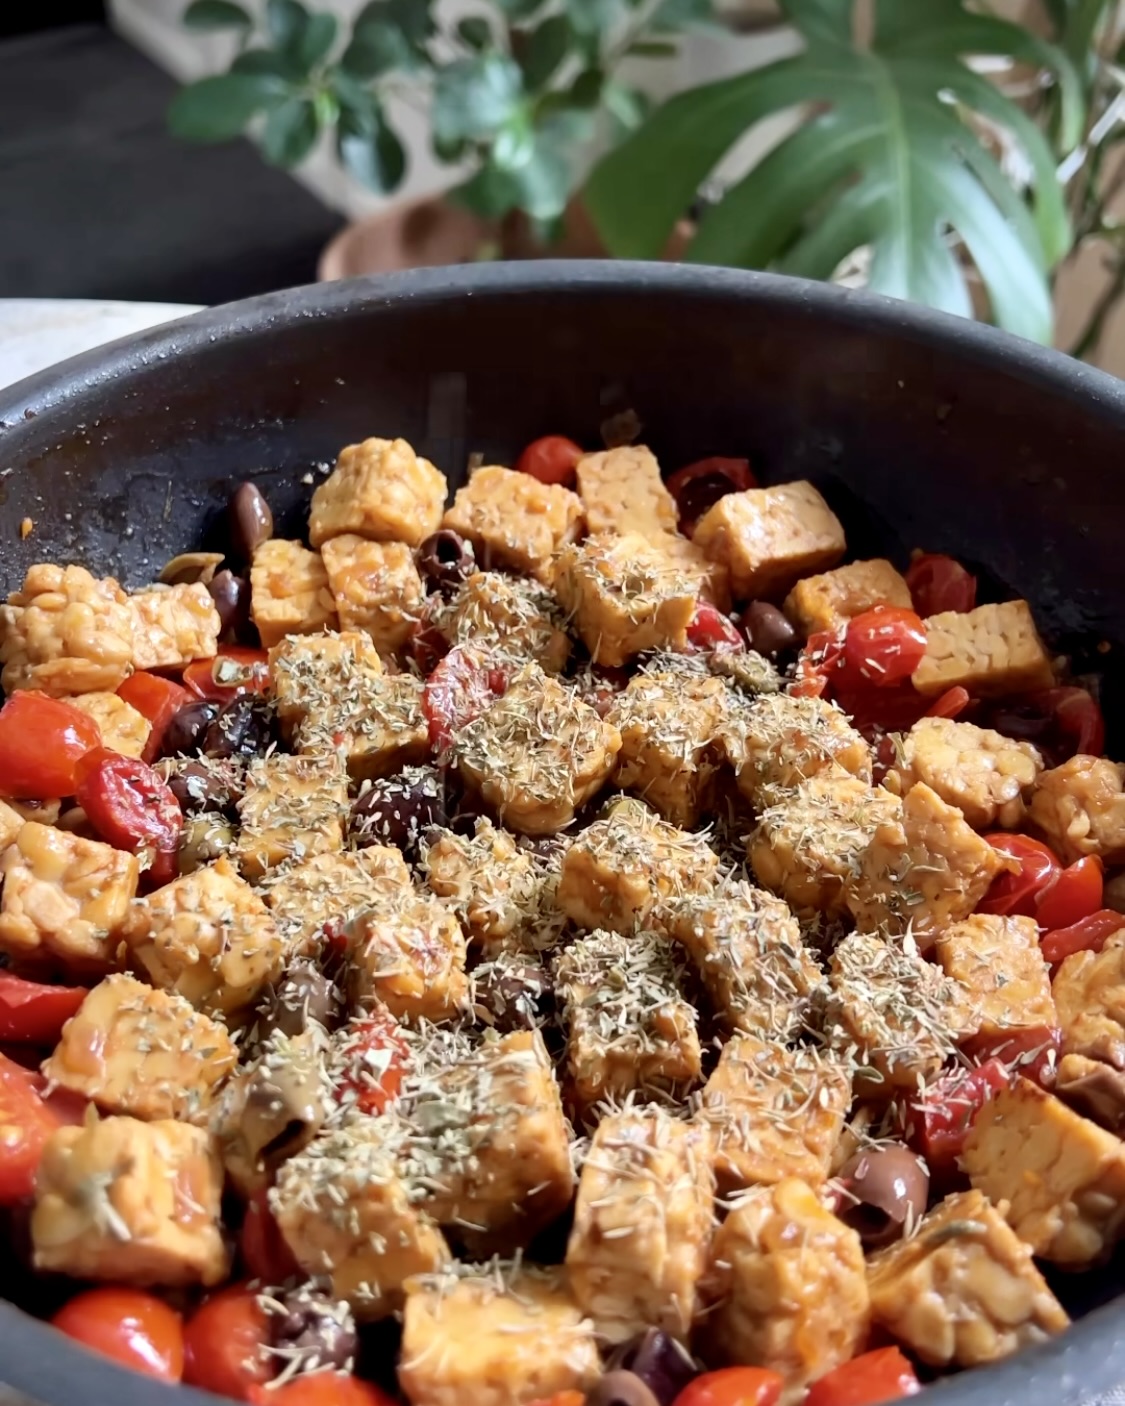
[116, 672, 192, 763]
[961, 1025, 1061, 1088]
[514, 435, 585, 487]
[75, 749, 183, 885]
[423, 645, 507, 752]
[665, 456, 756, 534]
[804, 1347, 921, 1406]
[672, 1367, 784, 1406]
[1041, 908, 1125, 965]
[791, 627, 844, 699]
[0, 691, 101, 800]
[905, 553, 977, 617]
[248, 1374, 397, 1406]
[183, 646, 270, 703]
[407, 619, 449, 676]
[909, 1057, 1010, 1175]
[239, 1186, 300, 1283]
[0, 1052, 68, 1203]
[0, 973, 87, 1045]
[978, 834, 1060, 918]
[184, 1284, 272, 1399]
[1036, 855, 1104, 932]
[334, 1008, 409, 1116]
[986, 686, 1105, 765]
[925, 685, 971, 720]
[53, 1288, 183, 1382]
[686, 601, 744, 653]
[841, 607, 928, 689]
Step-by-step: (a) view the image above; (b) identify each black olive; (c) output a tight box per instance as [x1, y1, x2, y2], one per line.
[350, 766, 446, 857]
[265, 964, 344, 1038]
[208, 569, 252, 642]
[166, 758, 243, 816]
[269, 1287, 357, 1373]
[472, 952, 550, 1032]
[838, 1143, 930, 1249]
[740, 601, 798, 658]
[229, 481, 274, 561]
[586, 1371, 662, 1406]
[607, 1330, 698, 1406]
[161, 700, 220, 758]
[203, 694, 276, 761]
[177, 813, 235, 875]
[417, 529, 476, 595]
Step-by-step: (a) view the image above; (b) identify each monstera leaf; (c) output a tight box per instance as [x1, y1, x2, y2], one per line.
[585, 0, 1081, 342]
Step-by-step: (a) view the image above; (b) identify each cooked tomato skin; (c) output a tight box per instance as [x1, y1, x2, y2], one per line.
[0, 1052, 68, 1204]
[665, 457, 756, 534]
[334, 1007, 408, 1116]
[686, 602, 744, 653]
[840, 607, 928, 689]
[74, 748, 183, 885]
[979, 834, 1061, 918]
[239, 1186, 299, 1283]
[116, 672, 192, 763]
[804, 1347, 922, 1406]
[52, 1288, 184, 1382]
[909, 1057, 1010, 1175]
[514, 435, 584, 487]
[961, 1025, 1061, 1087]
[422, 645, 507, 752]
[1035, 856, 1103, 932]
[0, 692, 101, 800]
[248, 1374, 398, 1406]
[0, 973, 86, 1044]
[905, 553, 977, 616]
[184, 1284, 272, 1399]
[183, 646, 270, 702]
[672, 1367, 785, 1406]
[1041, 908, 1125, 965]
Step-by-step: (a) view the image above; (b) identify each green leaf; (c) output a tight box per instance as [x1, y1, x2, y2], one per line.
[432, 54, 524, 146]
[627, 40, 679, 57]
[341, 22, 416, 77]
[266, 0, 308, 51]
[493, 0, 546, 18]
[455, 135, 572, 220]
[493, 114, 537, 170]
[567, 66, 604, 107]
[232, 47, 304, 80]
[458, 16, 493, 50]
[649, 0, 719, 33]
[566, 0, 627, 36]
[337, 102, 407, 191]
[603, 81, 651, 136]
[356, 0, 434, 47]
[167, 72, 288, 142]
[291, 11, 337, 70]
[182, 0, 251, 31]
[261, 95, 319, 164]
[520, 14, 572, 91]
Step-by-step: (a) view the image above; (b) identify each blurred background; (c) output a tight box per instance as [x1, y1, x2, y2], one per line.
[2, 0, 1125, 372]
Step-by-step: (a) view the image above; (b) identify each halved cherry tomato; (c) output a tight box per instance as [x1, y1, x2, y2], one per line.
[672, 1367, 784, 1406]
[793, 613, 930, 737]
[0, 972, 86, 1045]
[804, 1347, 921, 1406]
[925, 685, 971, 720]
[962, 1025, 1061, 1088]
[841, 607, 928, 689]
[249, 1374, 397, 1406]
[116, 672, 192, 763]
[53, 1288, 183, 1382]
[0, 691, 101, 800]
[239, 1185, 299, 1284]
[184, 1284, 272, 1399]
[514, 435, 584, 487]
[0, 1051, 67, 1203]
[1041, 908, 1125, 965]
[665, 456, 756, 534]
[407, 619, 450, 676]
[686, 601, 744, 653]
[909, 1057, 1010, 1175]
[978, 834, 1061, 918]
[183, 646, 270, 703]
[905, 553, 977, 617]
[423, 645, 508, 752]
[75, 749, 183, 885]
[334, 1007, 409, 1116]
[1032, 686, 1106, 759]
[1036, 855, 1104, 932]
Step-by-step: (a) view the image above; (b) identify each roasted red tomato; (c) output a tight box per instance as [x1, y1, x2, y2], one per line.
[116, 672, 192, 763]
[1037, 685, 1106, 758]
[804, 1347, 922, 1406]
[665, 456, 756, 534]
[184, 1284, 272, 1399]
[183, 646, 270, 703]
[987, 685, 1105, 764]
[905, 553, 977, 617]
[239, 1186, 300, 1284]
[925, 685, 971, 720]
[423, 645, 508, 752]
[962, 1025, 1061, 1088]
[686, 601, 744, 653]
[672, 1367, 784, 1406]
[910, 1057, 1010, 1175]
[1036, 855, 1104, 932]
[978, 834, 1061, 918]
[1041, 908, 1125, 965]
[0, 691, 101, 800]
[249, 1374, 397, 1406]
[0, 1052, 68, 1204]
[53, 1289, 183, 1382]
[841, 607, 928, 689]
[334, 1007, 409, 1116]
[0, 973, 86, 1045]
[514, 435, 584, 486]
[75, 749, 183, 884]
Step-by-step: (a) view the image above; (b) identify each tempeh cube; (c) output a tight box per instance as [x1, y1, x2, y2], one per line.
[935, 914, 1056, 1043]
[554, 927, 701, 1110]
[296, 671, 429, 782]
[1030, 755, 1125, 865]
[662, 883, 822, 1042]
[32, 1115, 227, 1287]
[846, 782, 1009, 941]
[455, 664, 620, 835]
[0, 799, 23, 850]
[262, 845, 412, 952]
[0, 822, 138, 973]
[349, 891, 469, 1021]
[443, 465, 583, 580]
[236, 752, 348, 879]
[250, 538, 338, 648]
[557, 799, 719, 935]
[65, 691, 151, 759]
[575, 445, 678, 541]
[272, 1121, 451, 1320]
[783, 558, 912, 636]
[399, 1267, 600, 1406]
[693, 481, 845, 600]
[567, 1108, 713, 1343]
[651, 532, 731, 613]
[121, 855, 285, 1014]
[912, 599, 1054, 698]
[423, 819, 544, 946]
[310, 437, 448, 549]
[430, 571, 570, 673]
[695, 1036, 851, 1195]
[42, 973, 236, 1122]
[891, 716, 1043, 830]
[702, 1178, 869, 1395]
[2, 564, 134, 696]
[127, 584, 221, 670]
[1053, 933, 1125, 1069]
[962, 1077, 1125, 1266]
[867, 1189, 1069, 1368]
[723, 693, 871, 807]
[268, 629, 384, 738]
[748, 775, 901, 918]
[552, 532, 699, 667]
[321, 535, 425, 653]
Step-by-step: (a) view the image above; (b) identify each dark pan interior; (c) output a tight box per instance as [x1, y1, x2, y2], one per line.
[1, 262, 1125, 1404]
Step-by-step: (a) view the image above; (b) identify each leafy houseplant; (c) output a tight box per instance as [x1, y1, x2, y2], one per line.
[169, 0, 711, 239]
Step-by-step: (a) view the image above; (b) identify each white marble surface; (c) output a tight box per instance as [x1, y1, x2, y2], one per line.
[0, 298, 202, 392]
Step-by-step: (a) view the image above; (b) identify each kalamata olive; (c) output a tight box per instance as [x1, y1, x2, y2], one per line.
[586, 1371, 661, 1406]
[417, 528, 476, 595]
[207, 569, 251, 641]
[350, 765, 446, 856]
[159, 550, 224, 586]
[166, 758, 242, 816]
[472, 952, 550, 1031]
[837, 1143, 930, 1249]
[607, 1329, 697, 1406]
[268, 1286, 357, 1374]
[740, 601, 797, 658]
[229, 481, 274, 560]
[1055, 1055, 1125, 1134]
[266, 963, 344, 1038]
[162, 699, 220, 757]
[177, 813, 234, 875]
[203, 693, 276, 760]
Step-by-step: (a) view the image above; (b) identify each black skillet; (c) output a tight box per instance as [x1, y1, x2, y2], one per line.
[0, 262, 1124, 1406]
